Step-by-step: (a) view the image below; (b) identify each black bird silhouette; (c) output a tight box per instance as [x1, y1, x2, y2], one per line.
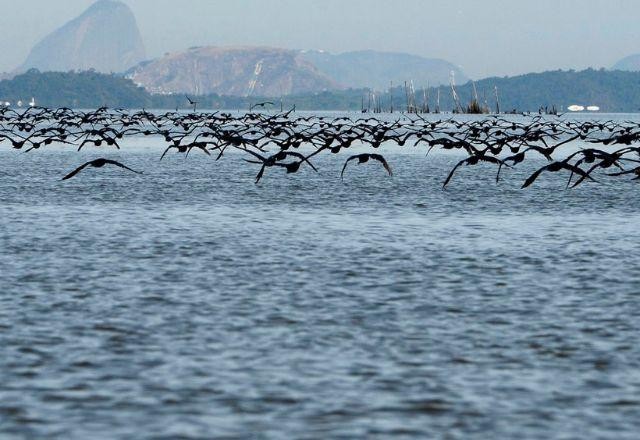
[250, 102, 275, 111]
[62, 158, 143, 180]
[3, 104, 640, 188]
[522, 161, 594, 189]
[185, 95, 199, 112]
[606, 166, 640, 180]
[341, 153, 392, 180]
[241, 149, 317, 183]
[443, 155, 506, 188]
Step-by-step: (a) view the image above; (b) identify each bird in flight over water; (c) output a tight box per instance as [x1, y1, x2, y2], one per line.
[185, 95, 199, 112]
[62, 158, 143, 180]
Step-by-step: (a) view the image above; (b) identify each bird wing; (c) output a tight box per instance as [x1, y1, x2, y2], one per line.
[77, 137, 93, 151]
[198, 145, 211, 156]
[521, 164, 552, 189]
[371, 154, 393, 177]
[104, 159, 143, 174]
[284, 151, 318, 172]
[606, 166, 640, 177]
[159, 145, 174, 161]
[61, 161, 92, 180]
[255, 164, 266, 184]
[340, 154, 363, 180]
[239, 147, 266, 162]
[443, 157, 470, 189]
[568, 163, 599, 188]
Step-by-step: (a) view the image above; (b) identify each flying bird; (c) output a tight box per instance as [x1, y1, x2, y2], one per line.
[62, 158, 143, 180]
[341, 153, 392, 180]
[250, 102, 275, 111]
[185, 95, 199, 112]
[521, 161, 594, 189]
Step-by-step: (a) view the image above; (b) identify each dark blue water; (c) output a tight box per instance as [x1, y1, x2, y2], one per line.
[2, 120, 640, 439]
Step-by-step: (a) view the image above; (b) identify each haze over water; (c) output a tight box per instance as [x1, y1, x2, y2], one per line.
[1, 113, 639, 439]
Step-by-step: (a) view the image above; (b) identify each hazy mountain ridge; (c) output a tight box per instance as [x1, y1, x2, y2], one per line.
[13, 1, 469, 96]
[126, 47, 468, 96]
[299, 50, 468, 90]
[18, 0, 146, 74]
[612, 54, 640, 72]
[126, 46, 339, 96]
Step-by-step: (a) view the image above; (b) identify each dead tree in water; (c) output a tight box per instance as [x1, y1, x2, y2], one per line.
[466, 81, 485, 114]
[401, 80, 419, 113]
[404, 81, 410, 113]
[423, 86, 430, 113]
[483, 89, 489, 114]
[408, 81, 415, 113]
[450, 72, 463, 113]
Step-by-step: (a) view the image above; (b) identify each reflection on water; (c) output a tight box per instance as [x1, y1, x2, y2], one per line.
[1, 119, 640, 438]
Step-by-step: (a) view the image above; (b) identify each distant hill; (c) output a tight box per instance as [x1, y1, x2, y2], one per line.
[2, 68, 640, 112]
[612, 54, 640, 72]
[427, 68, 640, 113]
[0, 69, 151, 108]
[127, 46, 339, 97]
[18, 0, 146, 74]
[256, 69, 640, 112]
[299, 50, 467, 90]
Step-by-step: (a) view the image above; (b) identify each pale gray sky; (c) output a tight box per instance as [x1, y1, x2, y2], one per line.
[1, 0, 639, 78]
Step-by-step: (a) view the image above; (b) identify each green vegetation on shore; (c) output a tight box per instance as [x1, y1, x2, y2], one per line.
[430, 68, 640, 113]
[1, 68, 640, 112]
[0, 69, 150, 108]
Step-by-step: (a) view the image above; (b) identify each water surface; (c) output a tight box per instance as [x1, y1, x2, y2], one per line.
[1, 114, 640, 439]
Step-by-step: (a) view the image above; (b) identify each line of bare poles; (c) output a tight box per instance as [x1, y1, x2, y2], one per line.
[358, 77, 560, 115]
[359, 76, 501, 115]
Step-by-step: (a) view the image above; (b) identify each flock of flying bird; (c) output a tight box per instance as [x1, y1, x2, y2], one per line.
[1, 105, 640, 188]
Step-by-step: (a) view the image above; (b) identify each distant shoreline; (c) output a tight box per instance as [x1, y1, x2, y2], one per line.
[2, 68, 640, 113]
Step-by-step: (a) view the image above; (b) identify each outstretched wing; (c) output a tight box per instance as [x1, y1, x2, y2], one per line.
[443, 157, 470, 189]
[159, 145, 173, 161]
[104, 159, 143, 175]
[77, 138, 93, 152]
[284, 151, 318, 172]
[61, 161, 92, 180]
[340, 154, 361, 180]
[255, 164, 266, 184]
[607, 166, 640, 177]
[568, 163, 599, 188]
[370, 154, 393, 177]
[521, 164, 551, 189]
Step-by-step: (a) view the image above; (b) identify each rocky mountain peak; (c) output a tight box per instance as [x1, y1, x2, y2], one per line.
[18, 0, 146, 74]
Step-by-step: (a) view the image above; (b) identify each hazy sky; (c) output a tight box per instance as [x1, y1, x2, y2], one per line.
[1, 0, 639, 78]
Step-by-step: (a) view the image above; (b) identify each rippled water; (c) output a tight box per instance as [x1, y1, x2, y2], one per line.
[2, 114, 640, 439]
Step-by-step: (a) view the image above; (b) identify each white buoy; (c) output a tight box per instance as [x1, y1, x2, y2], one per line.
[586, 105, 600, 112]
[17, 100, 23, 107]
[29, 97, 36, 107]
[567, 105, 585, 112]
